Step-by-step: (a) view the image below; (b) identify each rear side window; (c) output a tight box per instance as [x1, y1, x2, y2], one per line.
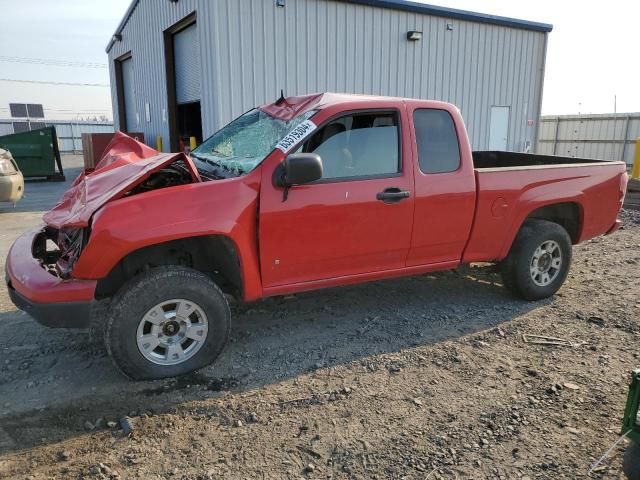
[302, 112, 400, 180]
[414, 109, 461, 174]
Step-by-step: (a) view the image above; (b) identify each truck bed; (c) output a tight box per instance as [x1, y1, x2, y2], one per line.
[472, 150, 615, 169]
[463, 152, 627, 264]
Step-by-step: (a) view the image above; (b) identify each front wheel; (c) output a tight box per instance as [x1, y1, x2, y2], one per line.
[501, 219, 572, 300]
[104, 266, 230, 380]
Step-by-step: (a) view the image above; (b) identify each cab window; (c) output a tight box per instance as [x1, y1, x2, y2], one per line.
[413, 109, 461, 174]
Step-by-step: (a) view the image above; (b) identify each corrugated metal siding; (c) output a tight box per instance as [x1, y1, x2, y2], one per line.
[108, 0, 547, 152]
[537, 113, 640, 165]
[108, 0, 201, 151]
[208, 0, 546, 151]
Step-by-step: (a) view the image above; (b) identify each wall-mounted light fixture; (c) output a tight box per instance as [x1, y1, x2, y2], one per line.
[446, 23, 454, 31]
[276, 0, 286, 6]
[112, 33, 122, 42]
[407, 31, 423, 41]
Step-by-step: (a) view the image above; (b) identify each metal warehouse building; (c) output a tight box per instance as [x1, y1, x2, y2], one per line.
[107, 0, 552, 153]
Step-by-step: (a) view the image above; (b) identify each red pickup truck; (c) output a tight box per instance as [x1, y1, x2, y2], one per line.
[5, 93, 627, 379]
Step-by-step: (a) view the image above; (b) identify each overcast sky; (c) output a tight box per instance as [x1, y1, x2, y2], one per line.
[0, 0, 637, 120]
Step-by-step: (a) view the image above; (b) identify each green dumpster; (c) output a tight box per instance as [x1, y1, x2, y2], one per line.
[623, 370, 640, 479]
[0, 126, 65, 180]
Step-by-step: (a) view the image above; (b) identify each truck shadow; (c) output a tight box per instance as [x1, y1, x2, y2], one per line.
[0, 267, 548, 454]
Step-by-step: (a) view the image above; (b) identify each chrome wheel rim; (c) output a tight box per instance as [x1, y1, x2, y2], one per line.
[530, 240, 562, 287]
[136, 299, 209, 366]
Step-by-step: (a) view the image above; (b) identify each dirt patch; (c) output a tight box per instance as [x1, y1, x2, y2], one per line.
[0, 210, 639, 479]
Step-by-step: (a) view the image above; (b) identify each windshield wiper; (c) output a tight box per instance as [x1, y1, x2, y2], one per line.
[197, 168, 223, 180]
[191, 152, 238, 178]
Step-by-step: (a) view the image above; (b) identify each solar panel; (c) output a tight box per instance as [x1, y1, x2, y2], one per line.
[27, 104, 44, 118]
[9, 103, 28, 118]
[12, 121, 30, 133]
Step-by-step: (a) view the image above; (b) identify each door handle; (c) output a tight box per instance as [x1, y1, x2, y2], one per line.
[376, 187, 411, 203]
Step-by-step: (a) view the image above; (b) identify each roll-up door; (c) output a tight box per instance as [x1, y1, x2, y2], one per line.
[121, 57, 137, 131]
[173, 23, 200, 105]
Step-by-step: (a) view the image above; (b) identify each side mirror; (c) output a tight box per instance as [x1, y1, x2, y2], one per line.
[280, 153, 323, 186]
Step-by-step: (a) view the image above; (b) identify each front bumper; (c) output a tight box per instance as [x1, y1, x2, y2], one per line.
[0, 172, 24, 204]
[7, 283, 91, 328]
[5, 227, 96, 328]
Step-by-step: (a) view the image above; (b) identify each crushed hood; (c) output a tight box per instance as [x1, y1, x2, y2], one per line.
[43, 132, 200, 229]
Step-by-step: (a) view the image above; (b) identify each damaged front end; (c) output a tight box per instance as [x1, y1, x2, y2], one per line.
[35, 133, 203, 280]
[43, 132, 201, 232]
[33, 226, 88, 279]
[126, 160, 196, 196]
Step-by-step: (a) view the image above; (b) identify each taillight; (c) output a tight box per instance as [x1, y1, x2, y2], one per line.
[0, 153, 18, 175]
[620, 172, 629, 205]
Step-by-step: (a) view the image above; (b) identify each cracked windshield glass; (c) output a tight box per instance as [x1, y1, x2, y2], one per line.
[191, 109, 315, 178]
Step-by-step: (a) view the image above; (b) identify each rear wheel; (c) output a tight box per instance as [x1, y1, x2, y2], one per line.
[501, 219, 572, 300]
[104, 266, 230, 380]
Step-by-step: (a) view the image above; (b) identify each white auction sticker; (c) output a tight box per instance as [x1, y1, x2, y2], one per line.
[275, 120, 317, 154]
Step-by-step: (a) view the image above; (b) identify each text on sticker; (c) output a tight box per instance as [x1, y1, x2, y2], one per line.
[275, 120, 317, 154]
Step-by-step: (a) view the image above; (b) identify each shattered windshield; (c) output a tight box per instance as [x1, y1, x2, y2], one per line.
[191, 109, 315, 178]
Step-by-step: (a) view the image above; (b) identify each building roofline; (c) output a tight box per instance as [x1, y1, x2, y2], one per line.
[340, 0, 552, 32]
[105, 0, 139, 53]
[106, 0, 552, 53]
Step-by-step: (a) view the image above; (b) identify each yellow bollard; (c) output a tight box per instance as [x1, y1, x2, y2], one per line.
[632, 138, 640, 180]
[189, 136, 197, 151]
[156, 136, 163, 152]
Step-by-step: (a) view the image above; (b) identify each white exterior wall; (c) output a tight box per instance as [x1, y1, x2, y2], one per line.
[108, 0, 548, 152]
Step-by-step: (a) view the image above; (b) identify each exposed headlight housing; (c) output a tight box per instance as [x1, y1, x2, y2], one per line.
[56, 227, 88, 278]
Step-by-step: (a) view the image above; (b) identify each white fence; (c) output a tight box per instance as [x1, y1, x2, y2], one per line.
[537, 113, 640, 165]
[0, 120, 114, 153]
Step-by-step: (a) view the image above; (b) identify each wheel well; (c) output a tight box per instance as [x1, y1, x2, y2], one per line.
[525, 202, 581, 243]
[95, 236, 243, 299]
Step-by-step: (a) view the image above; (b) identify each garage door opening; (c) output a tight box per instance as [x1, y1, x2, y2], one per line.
[164, 14, 202, 152]
[177, 101, 202, 149]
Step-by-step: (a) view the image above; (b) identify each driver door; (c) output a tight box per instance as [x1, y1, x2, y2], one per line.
[259, 109, 415, 289]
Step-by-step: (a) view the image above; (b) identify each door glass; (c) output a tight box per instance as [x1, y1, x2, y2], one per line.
[303, 112, 400, 179]
[413, 109, 461, 174]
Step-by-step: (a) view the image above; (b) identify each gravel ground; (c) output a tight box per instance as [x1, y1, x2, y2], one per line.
[0, 178, 639, 479]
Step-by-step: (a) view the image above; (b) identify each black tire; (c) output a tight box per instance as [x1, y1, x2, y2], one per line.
[104, 266, 230, 380]
[500, 219, 572, 300]
[624, 442, 640, 480]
